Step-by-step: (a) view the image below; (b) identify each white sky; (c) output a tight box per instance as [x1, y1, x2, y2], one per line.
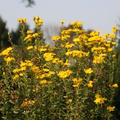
[0, 0, 120, 33]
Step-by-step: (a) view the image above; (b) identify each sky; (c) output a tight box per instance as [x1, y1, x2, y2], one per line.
[0, 0, 120, 33]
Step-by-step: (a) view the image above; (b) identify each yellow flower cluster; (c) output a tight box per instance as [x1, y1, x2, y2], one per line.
[0, 47, 13, 56]
[4, 56, 15, 64]
[31, 66, 55, 79]
[112, 83, 119, 88]
[65, 43, 75, 49]
[87, 81, 93, 88]
[66, 50, 89, 58]
[50, 21, 116, 69]
[84, 68, 93, 74]
[17, 18, 26, 23]
[24, 30, 39, 42]
[21, 99, 35, 108]
[58, 70, 72, 79]
[94, 94, 107, 105]
[52, 36, 60, 41]
[91, 47, 106, 54]
[43, 52, 55, 61]
[40, 79, 52, 86]
[40, 69, 55, 79]
[112, 26, 118, 33]
[107, 106, 115, 112]
[70, 21, 83, 28]
[72, 78, 83, 88]
[33, 16, 44, 26]
[13, 60, 33, 80]
[13, 74, 19, 80]
[93, 54, 106, 64]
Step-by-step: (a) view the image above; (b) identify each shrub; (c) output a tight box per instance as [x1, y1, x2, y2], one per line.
[0, 17, 119, 120]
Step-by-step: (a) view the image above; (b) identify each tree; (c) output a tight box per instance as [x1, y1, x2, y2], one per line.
[10, 23, 29, 45]
[22, 0, 35, 6]
[112, 23, 120, 120]
[0, 17, 10, 50]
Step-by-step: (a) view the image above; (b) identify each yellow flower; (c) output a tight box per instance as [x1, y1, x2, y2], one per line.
[39, 47, 47, 52]
[94, 93, 107, 104]
[109, 33, 116, 39]
[13, 74, 19, 80]
[63, 59, 69, 66]
[93, 54, 106, 64]
[33, 16, 44, 26]
[13, 68, 20, 73]
[27, 46, 33, 50]
[25, 60, 33, 67]
[40, 80, 47, 85]
[3, 72, 5, 76]
[4, 57, 15, 64]
[94, 97, 101, 104]
[17, 18, 26, 23]
[90, 31, 100, 37]
[61, 35, 70, 41]
[19, 73, 24, 76]
[60, 20, 65, 24]
[112, 26, 118, 33]
[23, 18, 27, 23]
[66, 50, 89, 58]
[27, 30, 33, 34]
[104, 33, 109, 38]
[43, 52, 55, 61]
[32, 33, 39, 38]
[105, 43, 110, 48]
[108, 48, 112, 52]
[91, 47, 106, 53]
[58, 70, 72, 79]
[8, 32, 10, 36]
[52, 36, 60, 41]
[0, 47, 13, 56]
[20, 61, 27, 67]
[112, 84, 118, 88]
[87, 81, 93, 88]
[20, 66, 26, 71]
[107, 106, 115, 112]
[112, 41, 116, 46]
[17, 18, 22, 23]
[24, 34, 33, 42]
[65, 43, 74, 49]
[72, 78, 83, 88]
[73, 38, 80, 43]
[70, 21, 82, 28]
[67, 99, 72, 103]
[112, 54, 116, 58]
[84, 68, 93, 74]
[31, 65, 40, 73]
[21, 99, 35, 108]
[52, 58, 60, 64]
[46, 71, 55, 78]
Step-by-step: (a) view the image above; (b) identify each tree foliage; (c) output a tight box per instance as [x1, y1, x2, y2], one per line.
[0, 17, 10, 50]
[22, 0, 35, 6]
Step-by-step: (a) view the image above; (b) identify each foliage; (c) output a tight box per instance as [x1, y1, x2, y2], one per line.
[0, 17, 10, 50]
[112, 26, 120, 120]
[22, 0, 35, 7]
